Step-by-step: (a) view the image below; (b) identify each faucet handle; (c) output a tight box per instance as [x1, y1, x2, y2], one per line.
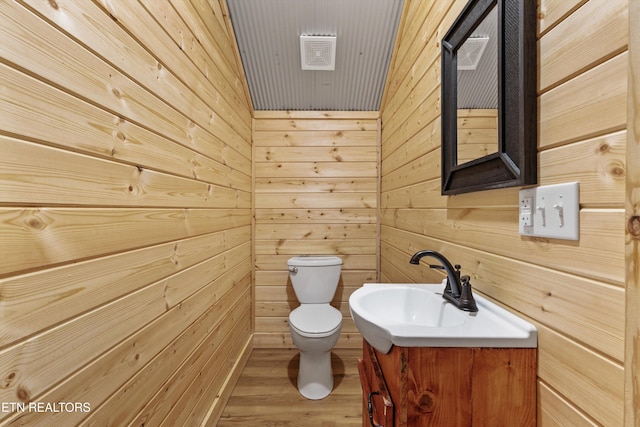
[459, 275, 478, 312]
[454, 264, 462, 282]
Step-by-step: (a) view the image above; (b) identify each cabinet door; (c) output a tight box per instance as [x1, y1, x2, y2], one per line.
[470, 348, 537, 426]
[405, 347, 473, 426]
[358, 342, 394, 426]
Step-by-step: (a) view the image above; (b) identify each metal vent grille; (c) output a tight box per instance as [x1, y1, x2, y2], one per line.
[300, 36, 336, 70]
[457, 37, 490, 70]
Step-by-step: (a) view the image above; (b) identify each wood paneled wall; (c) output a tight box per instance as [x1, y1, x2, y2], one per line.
[380, 0, 627, 425]
[2, 0, 634, 424]
[626, 0, 640, 423]
[252, 111, 379, 349]
[0, 1, 251, 425]
[457, 109, 498, 164]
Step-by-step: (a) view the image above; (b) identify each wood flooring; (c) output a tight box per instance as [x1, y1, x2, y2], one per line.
[217, 348, 363, 426]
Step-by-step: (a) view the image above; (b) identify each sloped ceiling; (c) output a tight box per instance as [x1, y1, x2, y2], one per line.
[226, 0, 405, 111]
[457, 6, 499, 109]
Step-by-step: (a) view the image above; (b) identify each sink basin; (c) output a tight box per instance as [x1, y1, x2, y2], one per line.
[349, 282, 537, 353]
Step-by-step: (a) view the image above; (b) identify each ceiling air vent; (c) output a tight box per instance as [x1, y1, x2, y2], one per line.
[457, 36, 489, 71]
[300, 35, 336, 71]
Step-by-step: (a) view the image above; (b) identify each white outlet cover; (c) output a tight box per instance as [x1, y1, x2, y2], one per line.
[518, 191, 534, 234]
[519, 183, 580, 240]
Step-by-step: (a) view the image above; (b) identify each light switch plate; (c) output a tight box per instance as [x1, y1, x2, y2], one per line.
[519, 182, 580, 240]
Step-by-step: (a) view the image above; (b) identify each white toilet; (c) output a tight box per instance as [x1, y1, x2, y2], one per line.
[287, 255, 343, 400]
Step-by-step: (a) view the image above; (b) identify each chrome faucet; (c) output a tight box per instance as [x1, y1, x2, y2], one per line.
[409, 250, 478, 312]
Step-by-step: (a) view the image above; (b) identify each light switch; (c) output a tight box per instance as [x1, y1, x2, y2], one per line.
[519, 183, 580, 240]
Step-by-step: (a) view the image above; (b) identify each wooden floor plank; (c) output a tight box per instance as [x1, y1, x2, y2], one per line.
[217, 348, 362, 426]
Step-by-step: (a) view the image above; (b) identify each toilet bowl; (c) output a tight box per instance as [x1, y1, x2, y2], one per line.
[287, 256, 343, 400]
[289, 304, 342, 399]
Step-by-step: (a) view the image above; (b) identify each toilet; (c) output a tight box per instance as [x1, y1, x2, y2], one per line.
[287, 255, 343, 400]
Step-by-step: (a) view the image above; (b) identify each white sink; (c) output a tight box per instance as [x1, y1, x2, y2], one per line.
[349, 282, 537, 353]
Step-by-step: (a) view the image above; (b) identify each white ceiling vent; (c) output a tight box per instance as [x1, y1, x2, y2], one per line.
[300, 35, 336, 71]
[457, 36, 489, 70]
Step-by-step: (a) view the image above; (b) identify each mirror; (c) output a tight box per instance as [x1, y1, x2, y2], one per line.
[456, 6, 498, 164]
[441, 0, 537, 195]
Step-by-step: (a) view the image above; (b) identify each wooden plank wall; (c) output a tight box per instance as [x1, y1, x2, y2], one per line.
[252, 111, 379, 349]
[0, 1, 252, 425]
[626, 0, 640, 423]
[380, 0, 628, 425]
[457, 109, 498, 164]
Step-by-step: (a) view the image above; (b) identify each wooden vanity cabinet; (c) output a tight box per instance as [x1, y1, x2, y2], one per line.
[358, 340, 537, 427]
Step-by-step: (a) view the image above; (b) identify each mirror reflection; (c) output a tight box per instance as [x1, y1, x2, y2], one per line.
[441, 0, 536, 195]
[456, 6, 498, 165]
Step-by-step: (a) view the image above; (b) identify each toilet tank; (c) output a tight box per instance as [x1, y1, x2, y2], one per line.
[288, 256, 343, 304]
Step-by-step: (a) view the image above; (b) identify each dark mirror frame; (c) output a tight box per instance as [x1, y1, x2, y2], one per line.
[441, 0, 537, 195]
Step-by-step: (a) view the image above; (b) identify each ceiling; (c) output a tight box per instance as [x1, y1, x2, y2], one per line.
[457, 6, 499, 109]
[226, 0, 405, 111]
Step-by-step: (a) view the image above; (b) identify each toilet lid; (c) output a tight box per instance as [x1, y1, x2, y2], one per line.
[289, 305, 342, 335]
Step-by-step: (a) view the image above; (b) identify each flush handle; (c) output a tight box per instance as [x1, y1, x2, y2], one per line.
[288, 266, 298, 274]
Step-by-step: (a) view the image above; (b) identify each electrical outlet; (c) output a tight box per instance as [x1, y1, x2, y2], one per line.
[519, 190, 535, 234]
[519, 183, 580, 240]
[520, 197, 533, 226]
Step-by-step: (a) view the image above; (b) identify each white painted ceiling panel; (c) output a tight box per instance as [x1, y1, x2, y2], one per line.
[226, 0, 404, 111]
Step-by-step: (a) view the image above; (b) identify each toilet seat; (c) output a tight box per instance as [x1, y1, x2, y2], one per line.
[289, 305, 342, 338]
